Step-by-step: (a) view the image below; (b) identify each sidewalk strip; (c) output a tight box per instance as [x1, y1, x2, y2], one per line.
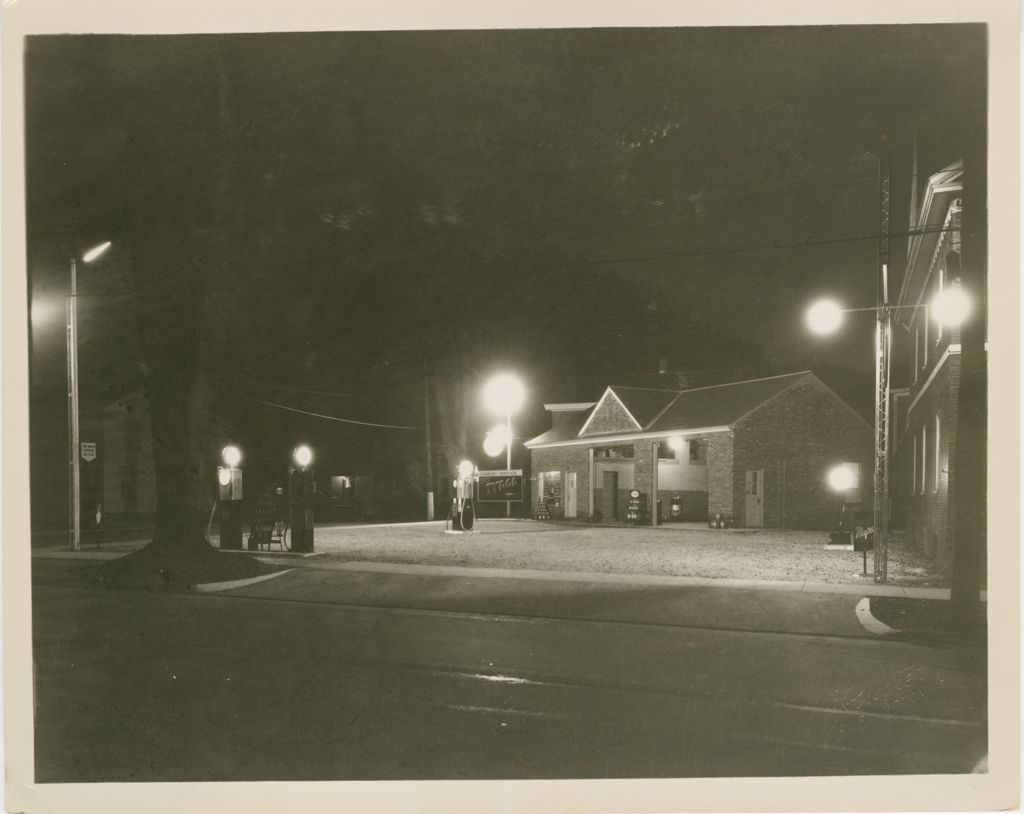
[192, 569, 295, 594]
[855, 597, 899, 636]
[329, 560, 952, 599]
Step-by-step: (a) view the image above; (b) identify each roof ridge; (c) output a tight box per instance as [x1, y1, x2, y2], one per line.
[673, 370, 811, 396]
[609, 384, 684, 394]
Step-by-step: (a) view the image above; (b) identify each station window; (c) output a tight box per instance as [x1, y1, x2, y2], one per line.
[689, 440, 708, 465]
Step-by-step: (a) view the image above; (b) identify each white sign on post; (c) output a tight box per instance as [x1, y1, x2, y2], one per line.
[81, 442, 97, 462]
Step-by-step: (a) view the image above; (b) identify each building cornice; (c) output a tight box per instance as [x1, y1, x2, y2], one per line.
[527, 425, 730, 450]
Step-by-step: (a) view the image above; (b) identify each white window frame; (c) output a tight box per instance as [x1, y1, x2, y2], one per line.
[912, 433, 918, 495]
[922, 314, 929, 368]
[920, 424, 928, 496]
[936, 267, 945, 343]
[934, 414, 941, 492]
[914, 327, 919, 383]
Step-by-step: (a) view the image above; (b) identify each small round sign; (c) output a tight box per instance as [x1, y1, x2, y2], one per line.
[630, 489, 640, 498]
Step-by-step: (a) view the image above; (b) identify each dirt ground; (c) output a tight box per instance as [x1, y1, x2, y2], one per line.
[311, 519, 948, 587]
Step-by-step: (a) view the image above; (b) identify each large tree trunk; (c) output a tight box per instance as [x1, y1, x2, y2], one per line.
[132, 226, 209, 551]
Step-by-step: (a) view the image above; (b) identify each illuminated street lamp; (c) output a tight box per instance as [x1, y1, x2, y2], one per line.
[482, 373, 525, 518]
[67, 240, 112, 551]
[827, 464, 856, 493]
[931, 282, 971, 328]
[483, 424, 510, 458]
[293, 444, 313, 469]
[806, 299, 844, 335]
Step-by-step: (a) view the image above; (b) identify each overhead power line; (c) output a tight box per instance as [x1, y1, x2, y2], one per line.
[231, 392, 417, 430]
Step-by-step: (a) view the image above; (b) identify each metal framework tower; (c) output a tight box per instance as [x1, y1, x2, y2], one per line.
[873, 141, 892, 583]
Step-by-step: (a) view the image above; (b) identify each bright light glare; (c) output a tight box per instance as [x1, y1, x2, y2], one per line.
[932, 286, 971, 328]
[827, 465, 856, 492]
[31, 297, 61, 327]
[217, 467, 232, 487]
[293, 445, 313, 468]
[82, 241, 112, 263]
[482, 373, 525, 416]
[221, 445, 241, 467]
[807, 300, 843, 335]
[483, 427, 507, 457]
[457, 460, 475, 479]
[668, 435, 684, 452]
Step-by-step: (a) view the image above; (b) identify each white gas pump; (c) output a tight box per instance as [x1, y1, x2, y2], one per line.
[446, 460, 477, 532]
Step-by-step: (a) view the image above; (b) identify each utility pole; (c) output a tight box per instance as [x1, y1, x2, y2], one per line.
[873, 135, 892, 583]
[67, 257, 81, 551]
[424, 358, 435, 521]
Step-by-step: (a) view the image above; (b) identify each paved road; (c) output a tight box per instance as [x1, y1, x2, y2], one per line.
[31, 564, 986, 782]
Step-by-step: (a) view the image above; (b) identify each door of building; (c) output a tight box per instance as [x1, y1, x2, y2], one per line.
[745, 468, 764, 528]
[565, 472, 577, 519]
[602, 471, 618, 519]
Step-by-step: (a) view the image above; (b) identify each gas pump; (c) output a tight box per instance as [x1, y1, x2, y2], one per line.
[289, 445, 315, 553]
[447, 460, 477, 532]
[218, 445, 244, 550]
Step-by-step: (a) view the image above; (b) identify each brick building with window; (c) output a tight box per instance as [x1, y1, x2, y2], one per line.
[526, 371, 871, 529]
[890, 158, 984, 566]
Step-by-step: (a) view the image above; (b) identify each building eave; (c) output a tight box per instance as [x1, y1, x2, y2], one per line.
[526, 425, 731, 450]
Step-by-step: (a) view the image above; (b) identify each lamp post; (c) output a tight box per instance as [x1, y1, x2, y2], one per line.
[67, 240, 112, 551]
[482, 373, 525, 519]
[807, 282, 970, 582]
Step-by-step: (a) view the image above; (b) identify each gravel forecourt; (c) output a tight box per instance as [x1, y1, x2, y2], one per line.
[310, 519, 948, 588]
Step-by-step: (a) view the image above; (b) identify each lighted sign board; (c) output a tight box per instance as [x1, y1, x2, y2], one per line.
[476, 469, 524, 502]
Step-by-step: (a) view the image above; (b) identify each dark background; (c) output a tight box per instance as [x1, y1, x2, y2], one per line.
[24, 25, 986, 517]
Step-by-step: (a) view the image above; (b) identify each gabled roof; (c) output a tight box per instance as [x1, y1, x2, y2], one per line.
[605, 386, 679, 428]
[525, 371, 859, 449]
[647, 371, 812, 432]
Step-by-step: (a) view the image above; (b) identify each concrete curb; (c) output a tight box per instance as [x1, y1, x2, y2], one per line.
[192, 569, 295, 593]
[855, 597, 899, 636]
[327, 560, 958, 599]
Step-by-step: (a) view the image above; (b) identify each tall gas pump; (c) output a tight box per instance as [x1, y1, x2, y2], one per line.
[217, 445, 244, 550]
[447, 460, 477, 532]
[289, 445, 315, 553]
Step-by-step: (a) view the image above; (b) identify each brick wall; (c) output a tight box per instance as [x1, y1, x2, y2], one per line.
[633, 439, 658, 525]
[732, 377, 872, 529]
[530, 445, 592, 517]
[707, 431, 734, 520]
[899, 354, 960, 566]
[580, 392, 639, 435]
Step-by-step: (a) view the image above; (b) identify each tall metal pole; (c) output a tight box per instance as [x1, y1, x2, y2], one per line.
[424, 359, 434, 521]
[873, 139, 892, 582]
[67, 257, 81, 551]
[505, 412, 512, 518]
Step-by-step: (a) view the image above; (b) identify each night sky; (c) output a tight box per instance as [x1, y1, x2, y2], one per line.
[25, 25, 986, 482]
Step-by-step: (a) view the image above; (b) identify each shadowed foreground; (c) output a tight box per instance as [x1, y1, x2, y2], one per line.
[33, 564, 986, 782]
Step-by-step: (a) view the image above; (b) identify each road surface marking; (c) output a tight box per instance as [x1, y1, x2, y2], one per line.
[855, 597, 899, 636]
